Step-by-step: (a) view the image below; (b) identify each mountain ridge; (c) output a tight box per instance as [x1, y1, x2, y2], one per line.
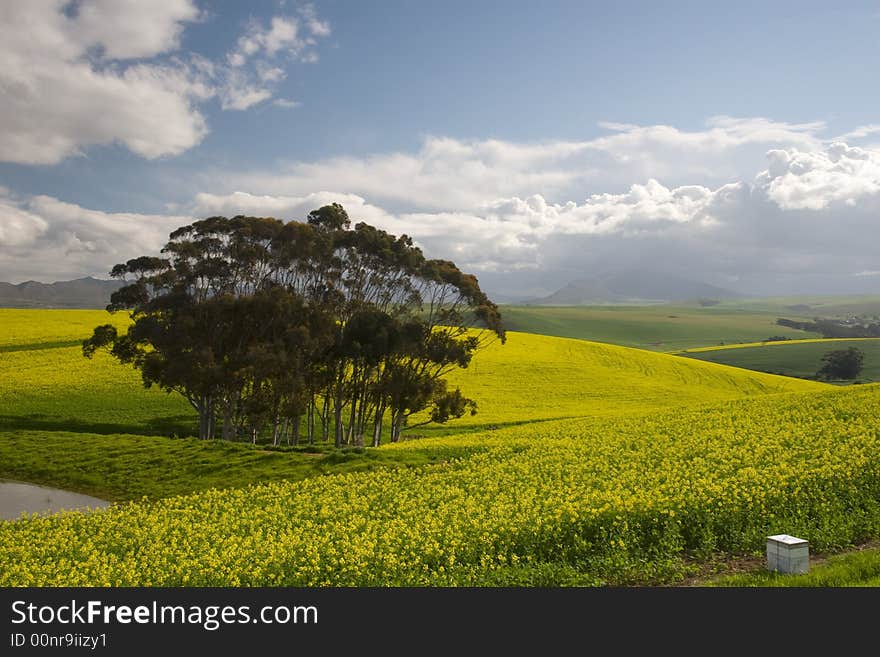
[525, 270, 742, 305]
[0, 277, 123, 309]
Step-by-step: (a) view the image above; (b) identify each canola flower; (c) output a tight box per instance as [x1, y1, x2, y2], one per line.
[2, 385, 879, 586]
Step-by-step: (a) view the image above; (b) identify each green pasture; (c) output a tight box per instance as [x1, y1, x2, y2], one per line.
[500, 304, 819, 352]
[680, 338, 880, 383]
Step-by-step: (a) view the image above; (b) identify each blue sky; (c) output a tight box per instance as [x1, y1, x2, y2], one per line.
[2, 0, 880, 297]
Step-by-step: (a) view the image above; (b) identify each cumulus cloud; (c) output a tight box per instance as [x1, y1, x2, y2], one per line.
[0, 196, 49, 247]
[757, 142, 880, 210]
[185, 180, 736, 273]
[222, 117, 833, 212]
[0, 0, 211, 164]
[71, 0, 200, 60]
[0, 190, 187, 283]
[192, 190, 387, 223]
[186, 138, 880, 294]
[0, 1, 329, 164]
[5, 117, 880, 296]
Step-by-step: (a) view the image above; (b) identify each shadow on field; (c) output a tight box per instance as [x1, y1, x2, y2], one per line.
[0, 414, 583, 443]
[0, 340, 83, 353]
[0, 414, 197, 437]
[398, 416, 586, 440]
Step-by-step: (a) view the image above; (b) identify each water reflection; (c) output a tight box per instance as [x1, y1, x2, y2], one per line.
[0, 480, 110, 521]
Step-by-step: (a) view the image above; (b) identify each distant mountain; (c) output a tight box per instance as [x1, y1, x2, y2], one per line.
[0, 277, 124, 309]
[528, 270, 741, 305]
[529, 279, 620, 305]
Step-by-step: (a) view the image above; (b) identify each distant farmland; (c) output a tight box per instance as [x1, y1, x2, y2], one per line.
[680, 338, 880, 383]
[500, 304, 820, 351]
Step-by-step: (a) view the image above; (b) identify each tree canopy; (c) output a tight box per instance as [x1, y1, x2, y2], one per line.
[815, 346, 864, 381]
[84, 204, 505, 446]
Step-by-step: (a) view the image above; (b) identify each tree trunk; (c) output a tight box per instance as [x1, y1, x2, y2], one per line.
[372, 406, 384, 447]
[292, 415, 301, 446]
[391, 411, 404, 443]
[333, 394, 344, 449]
[222, 402, 234, 441]
[357, 394, 369, 444]
[346, 393, 358, 446]
[206, 398, 215, 440]
[197, 399, 209, 440]
[321, 396, 330, 442]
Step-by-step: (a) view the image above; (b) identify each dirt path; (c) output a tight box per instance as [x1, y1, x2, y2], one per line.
[675, 539, 880, 586]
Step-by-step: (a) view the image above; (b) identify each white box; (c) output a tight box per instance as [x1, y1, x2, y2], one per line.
[766, 534, 809, 575]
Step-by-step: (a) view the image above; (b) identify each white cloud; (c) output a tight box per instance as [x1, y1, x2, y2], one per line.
[192, 190, 384, 221]
[0, 2, 330, 163]
[835, 125, 880, 141]
[222, 117, 833, 212]
[186, 181, 729, 272]
[184, 136, 880, 285]
[219, 68, 274, 111]
[757, 142, 880, 210]
[0, 195, 49, 247]
[218, 12, 329, 110]
[299, 3, 332, 37]
[594, 116, 823, 152]
[0, 190, 187, 283]
[71, 0, 200, 60]
[5, 115, 880, 296]
[0, 0, 208, 164]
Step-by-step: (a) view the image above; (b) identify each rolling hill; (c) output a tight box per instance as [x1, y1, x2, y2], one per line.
[0, 309, 827, 440]
[5, 307, 879, 589]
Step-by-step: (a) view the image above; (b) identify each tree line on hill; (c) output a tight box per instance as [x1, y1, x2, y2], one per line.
[83, 204, 505, 447]
[776, 317, 880, 338]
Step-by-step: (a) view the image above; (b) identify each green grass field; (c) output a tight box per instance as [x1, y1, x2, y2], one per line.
[0, 430, 451, 502]
[500, 304, 820, 352]
[709, 544, 880, 587]
[680, 338, 880, 383]
[2, 308, 879, 586]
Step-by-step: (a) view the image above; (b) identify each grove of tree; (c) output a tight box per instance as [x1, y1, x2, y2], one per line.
[815, 346, 864, 381]
[83, 204, 505, 447]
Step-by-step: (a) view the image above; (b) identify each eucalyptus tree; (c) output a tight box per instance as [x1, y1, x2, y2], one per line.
[84, 204, 504, 446]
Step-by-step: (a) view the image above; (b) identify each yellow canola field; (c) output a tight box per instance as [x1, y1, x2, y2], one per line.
[0, 308, 129, 349]
[1, 308, 827, 434]
[439, 331, 827, 426]
[2, 384, 878, 586]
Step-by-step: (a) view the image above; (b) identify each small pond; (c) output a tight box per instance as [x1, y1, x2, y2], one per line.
[0, 480, 110, 521]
